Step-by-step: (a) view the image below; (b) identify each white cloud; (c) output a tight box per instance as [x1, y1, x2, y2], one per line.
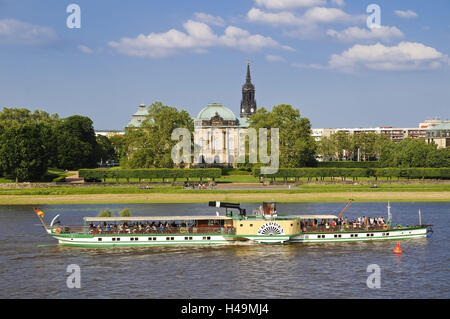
[266, 55, 286, 62]
[108, 20, 291, 58]
[0, 18, 57, 45]
[329, 42, 448, 71]
[395, 10, 418, 19]
[291, 62, 328, 69]
[303, 7, 355, 24]
[255, 0, 326, 10]
[248, 7, 362, 26]
[194, 12, 226, 27]
[78, 45, 94, 54]
[331, 0, 346, 7]
[248, 8, 301, 26]
[327, 26, 404, 42]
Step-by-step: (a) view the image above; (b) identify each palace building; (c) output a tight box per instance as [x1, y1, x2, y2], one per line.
[194, 62, 257, 167]
[126, 62, 258, 167]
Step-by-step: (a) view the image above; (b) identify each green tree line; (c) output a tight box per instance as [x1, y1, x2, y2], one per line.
[0, 107, 112, 182]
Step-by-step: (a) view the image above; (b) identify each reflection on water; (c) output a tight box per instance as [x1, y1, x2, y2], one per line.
[0, 202, 448, 298]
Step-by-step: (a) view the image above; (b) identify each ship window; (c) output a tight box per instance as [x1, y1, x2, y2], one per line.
[339, 235, 342, 238]
[189, 237, 193, 240]
[185, 237, 188, 240]
[355, 234, 358, 237]
[135, 238, 138, 241]
[98, 238, 102, 241]
[367, 234, 370, 237]
[117, 238, 120, 241]
[387, 233, 389, 236]
[350, 234, 354, 237]
[334, 235, 337, 238]
[166, 237, 170, 240]
[250, 224, 253, 227]
[203, 236, 207, 240]
[240, 224, 243, 227]
[207, 236, 211, 240]
[322, 235, 325, 238]
[148, 237, 152, 241]
[317, 235, 321, 239]
[291, 224, 293, 226]
[112, 238, 116, 241]
[130, 237, 134, 241]
[171, 237, 174, 240]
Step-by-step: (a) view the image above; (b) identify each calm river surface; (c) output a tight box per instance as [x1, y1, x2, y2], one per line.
[0, 202, 448, 299]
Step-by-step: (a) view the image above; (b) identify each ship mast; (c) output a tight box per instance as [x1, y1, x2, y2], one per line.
[337, 199, 353, 219]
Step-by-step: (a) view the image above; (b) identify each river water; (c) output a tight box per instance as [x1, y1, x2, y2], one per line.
[0, 202, 448, 299]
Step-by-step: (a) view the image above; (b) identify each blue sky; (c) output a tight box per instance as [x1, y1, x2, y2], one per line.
[1, 0, 449, 130]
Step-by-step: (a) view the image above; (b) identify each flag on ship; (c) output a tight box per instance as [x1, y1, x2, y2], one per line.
[35, 209, 44, 218]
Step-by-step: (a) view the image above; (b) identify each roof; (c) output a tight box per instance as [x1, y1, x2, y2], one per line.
[84, 216, 233, 222]
[428, 122, 450, 131]
[291, 215, 338, 220]
[196, 103, 236, 121]
[127, 104, 150, 128]
[133, 104, 149, 116]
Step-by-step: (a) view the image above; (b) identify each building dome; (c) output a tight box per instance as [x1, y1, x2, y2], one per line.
[196, 103, 237, 121]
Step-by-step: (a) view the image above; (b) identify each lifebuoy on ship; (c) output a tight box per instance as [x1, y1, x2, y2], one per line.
[383, 224, 388, 230]
[180, 227, 186, 233]
[53, 226, 62, 234]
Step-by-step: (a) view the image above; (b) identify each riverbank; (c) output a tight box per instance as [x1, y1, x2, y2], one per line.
[2, 190, 450, 205]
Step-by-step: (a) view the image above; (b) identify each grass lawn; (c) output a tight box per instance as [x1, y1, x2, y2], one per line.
[0, 183, 449, 205]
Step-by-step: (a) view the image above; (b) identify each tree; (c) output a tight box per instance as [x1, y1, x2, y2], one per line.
[56, 115, 99, 170]
[379, 137, 448, 168]
[249, 104, 316, 167]
[124, 102, 193, 168]
[317, 136, 335, 161]
[109, 134, 126, 163]
[119, 208, 131, 217]
[0, 107, 60, 128]
[0, 107, 60, 167]
[97, 209, 113, 217]
[0, 123, 50, 182]
[426, 148, 450, 167]
[330, 131, 352, 161]
[96, 135, 117, 164]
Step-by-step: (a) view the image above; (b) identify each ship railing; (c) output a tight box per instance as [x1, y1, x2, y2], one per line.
[49, 225, 88, 234]
[301, 224, 391, 233]
[83, 226, 236, 235]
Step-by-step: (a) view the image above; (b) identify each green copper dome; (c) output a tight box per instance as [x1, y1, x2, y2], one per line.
[196, 103, 237, 121]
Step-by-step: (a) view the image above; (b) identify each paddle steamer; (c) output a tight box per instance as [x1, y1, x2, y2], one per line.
[35, 201, 432, 247]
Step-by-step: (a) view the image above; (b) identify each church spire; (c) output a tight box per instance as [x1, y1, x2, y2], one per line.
[240, 61, 257, 118]
[246, 60, 251, 84]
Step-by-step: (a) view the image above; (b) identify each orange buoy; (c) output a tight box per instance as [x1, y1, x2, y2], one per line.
[393, 242, 403, 254]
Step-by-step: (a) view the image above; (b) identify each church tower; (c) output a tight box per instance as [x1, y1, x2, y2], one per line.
[240, 61, 257, 118]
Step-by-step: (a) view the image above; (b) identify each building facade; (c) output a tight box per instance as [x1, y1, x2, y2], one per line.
[194, 62, 257, 167]
[125, 62, 258, 167]
[312, 119, 447, 143]
[425, 122, 450, 149]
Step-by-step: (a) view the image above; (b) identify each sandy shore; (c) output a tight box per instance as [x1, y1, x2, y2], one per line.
[1, 191, 450, 205]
